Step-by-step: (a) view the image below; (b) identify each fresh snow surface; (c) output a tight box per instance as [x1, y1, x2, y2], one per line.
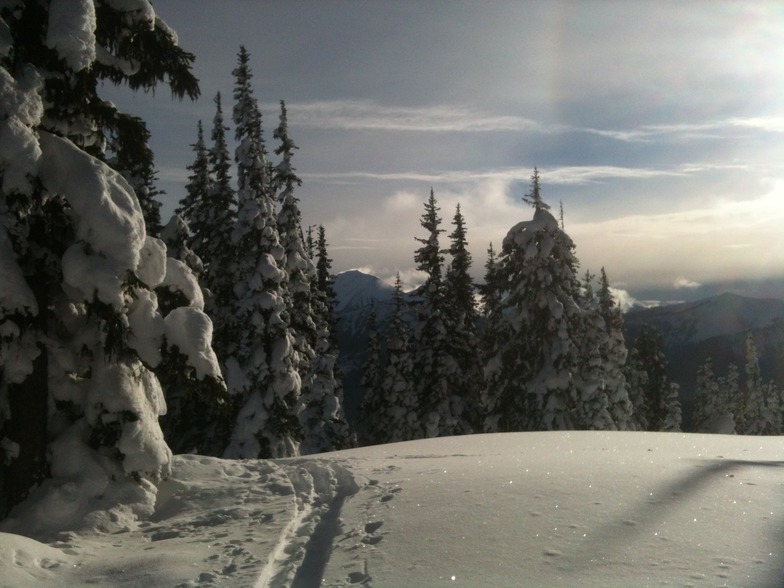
[0, 432, 781, 587]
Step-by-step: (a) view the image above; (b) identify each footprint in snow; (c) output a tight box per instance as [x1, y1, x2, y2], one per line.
[348, 570, 371, 584]
[364, 521, 384, 534]
[362, 535, 383, 545]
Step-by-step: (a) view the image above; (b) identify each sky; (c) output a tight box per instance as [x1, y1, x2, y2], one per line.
[107, 1, 784, 303]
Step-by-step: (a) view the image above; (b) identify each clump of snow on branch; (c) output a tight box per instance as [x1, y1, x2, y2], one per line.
[46, 0, 96, 72]
[86, 360, 171, 479]
[164, 307, 222, 380]
[38, 132, 145, 269]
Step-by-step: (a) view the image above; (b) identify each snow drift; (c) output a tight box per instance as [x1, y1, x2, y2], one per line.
[0, 431, 781, 587]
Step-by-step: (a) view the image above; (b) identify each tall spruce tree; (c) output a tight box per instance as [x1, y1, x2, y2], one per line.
[412, 189, 451, 438]
[315, 225, 341, 350]
[224, 54, 300, 459]
[177, 120, 212, 248]
[576, 271, 615, 430]
[273, 100, 316, 374]
[479, 243, 507, 432]
[0, 1, 229, 519]
[443, 204, 484, 434]
[304, 224, 354, 452]
[381, 275, 419, 442]
[360, 305, 385, 445]
[106, 114, 163, 235]
[596, 268, 634, 429]
[201, 93, 237, 353]
[692, 357, 736, 434]
[273, 101, 350, 452]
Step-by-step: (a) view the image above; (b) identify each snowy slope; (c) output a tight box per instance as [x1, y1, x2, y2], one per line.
[1, 432, 782, 587]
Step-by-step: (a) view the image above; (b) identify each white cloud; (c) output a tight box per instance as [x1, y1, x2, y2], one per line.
[608, 286, 639, 313]
[673, 277, 702, 290]
[569, 179, 784, 289]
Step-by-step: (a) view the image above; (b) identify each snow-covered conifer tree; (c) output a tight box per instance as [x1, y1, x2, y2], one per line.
[272, 101, 350, 452]
[575, 272, 614, 430]
[0, 1, 227, 518]
[224, 53, 300, 459]
[107, 115, 163, 235]
[156, 214, 230, 455]
[479, 243, 508, 432]
[381, 275, 419, 442]
[302, 224, 353, 452]
[201, 93, 237, 354]
[360, 305, 385, 445]
[485, 169, 585, 431]
[692, 357, 716, 432]
[479, 243, 501, 324]
[628, 324, 681, 431]
[177, 120, 213, 252]
[273, 100, 316, 373]
[596, 268, 634, 429]
[160, 214, 204, 278]
[443, 204, 484, 434]
[721, 362, 741, 430]
[315, 225, 340, 350]
[738, 334, 782, 435]
[692, 357, 736, 434]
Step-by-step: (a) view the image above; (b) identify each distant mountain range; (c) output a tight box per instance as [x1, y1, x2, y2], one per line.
[623, 293, 784, 425]
[334, 270, 784, 431]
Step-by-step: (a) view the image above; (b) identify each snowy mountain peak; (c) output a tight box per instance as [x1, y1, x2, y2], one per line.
[333, 270, 395, 313]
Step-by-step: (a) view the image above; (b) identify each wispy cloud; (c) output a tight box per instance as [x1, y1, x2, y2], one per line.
[279, 100, 553, 134]
[278, 100, 784, 146]
[303, 165, 688, 186]
[583, 116, 784, 143]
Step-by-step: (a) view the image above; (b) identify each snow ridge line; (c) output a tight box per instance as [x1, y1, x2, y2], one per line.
[254, 461, 357, 588]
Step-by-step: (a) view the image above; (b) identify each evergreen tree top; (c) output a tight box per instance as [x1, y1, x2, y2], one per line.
[414, 188, 444, 290]
[273, 100, 302, 198]
[208, 92, 234, 202]
[522, 167, 550, 211]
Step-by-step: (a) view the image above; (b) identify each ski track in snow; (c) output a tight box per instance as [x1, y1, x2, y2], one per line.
[255, 460, 360, 588]
[30, 455, 370, 587]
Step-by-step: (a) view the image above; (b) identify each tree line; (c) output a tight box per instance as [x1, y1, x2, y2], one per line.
[163, 46, 354, 460]
[360, 172, 686, 443]
[359, 173, 783, 444]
